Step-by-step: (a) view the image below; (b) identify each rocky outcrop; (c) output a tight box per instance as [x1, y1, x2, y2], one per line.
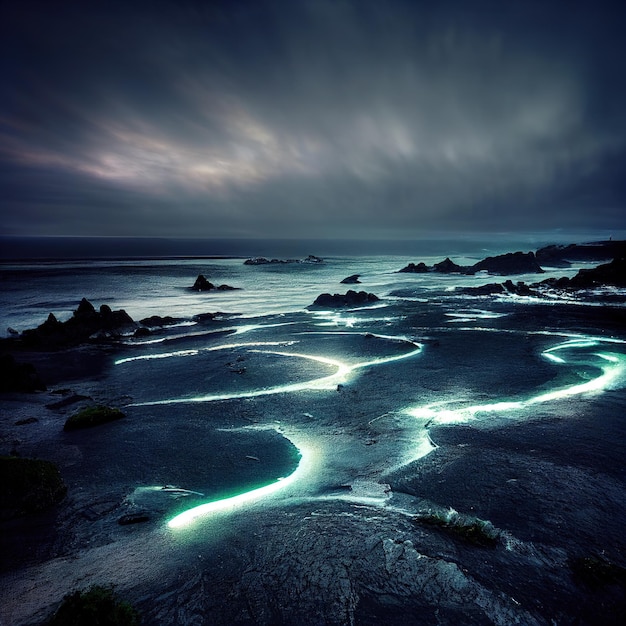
[244, 255, 323, 265]
[468, 251, 544, 275]
[9, 299, 135, 349]
[0, 353, 46, 392]
[139, 315, 183, 327]
[398, 262, 429, 273]
[191, 275, 238, 291]
[195, 275, 238, 291]
[433, 257, 465, 273]
[536, 240, 626, 266]
[567, 257, 626, 289]
[309, 290, 380, 308]
[340, 274, 361, 284]
[399, 252, 542, 276]
[460, 280, 537, 297]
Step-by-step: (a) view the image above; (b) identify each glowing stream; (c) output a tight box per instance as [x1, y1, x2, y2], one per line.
[167, 434, 318, 529]
[118, 332, 421, 527]
[125, 334, 422, 407]
[407, 337, 626, 425]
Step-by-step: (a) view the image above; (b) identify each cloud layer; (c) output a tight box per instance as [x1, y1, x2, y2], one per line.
[1, 0, 625, 238]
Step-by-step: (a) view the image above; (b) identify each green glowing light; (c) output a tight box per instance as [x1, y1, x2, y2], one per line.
[167, 441, 316, 529]
[407, 339, 625, 425]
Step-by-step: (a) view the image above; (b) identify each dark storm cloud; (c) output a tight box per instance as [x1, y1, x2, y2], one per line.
[1, 0, 625, 237]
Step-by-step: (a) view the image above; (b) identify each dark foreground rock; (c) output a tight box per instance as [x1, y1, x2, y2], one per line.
[0, 353, 46, 392]
[63, 405, 125, 431]
[340, 274, 361, 284]
[5, 299, 135, 350]
[309, 290, 380, 308]
[0, 456, 66, 519]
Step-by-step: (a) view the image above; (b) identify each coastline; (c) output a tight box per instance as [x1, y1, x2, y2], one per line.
[1, 242, 625, 625]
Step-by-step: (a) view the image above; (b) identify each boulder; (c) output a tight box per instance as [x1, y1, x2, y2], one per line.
[341, 274, 361, 284]
[398, 262, 429, 273]
[468, 251, 544, 275]
[309, 290, 380, 308]
[139, 315, 183, 327]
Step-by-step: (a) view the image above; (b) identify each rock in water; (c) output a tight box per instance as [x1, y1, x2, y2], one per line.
[192, 274, 215, 291]
[468, 251, 544, 275]
[569, 257, 626, 288]
[341, 274, 361, 284]
[433, 258, 465, 273]
[309, 290, 380, 308]
[398, 262, 429, 273]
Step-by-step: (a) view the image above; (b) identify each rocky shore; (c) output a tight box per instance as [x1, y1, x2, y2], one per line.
[1, 241, 625, 625]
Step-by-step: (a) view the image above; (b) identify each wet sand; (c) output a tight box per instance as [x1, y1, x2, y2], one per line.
[1, 300, 625, 625]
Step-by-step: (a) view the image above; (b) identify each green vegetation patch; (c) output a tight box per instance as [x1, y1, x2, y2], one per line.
[47, 585, 140, 626]
[413, 508, 499, 547]
[64, 405, 125, 431]
[0, 456, 67, 519]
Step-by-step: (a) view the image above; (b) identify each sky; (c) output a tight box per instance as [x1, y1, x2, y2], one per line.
[1, 0, 625, 240]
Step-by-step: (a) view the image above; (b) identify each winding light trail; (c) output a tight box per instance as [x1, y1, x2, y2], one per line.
[407, 336, 626, 425]
[121, 328, 625, 529]
[124, 334, 423, 407]
[167, 438, 316, 529]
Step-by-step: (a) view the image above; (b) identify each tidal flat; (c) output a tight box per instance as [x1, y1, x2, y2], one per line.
[1, 245, 625, 625]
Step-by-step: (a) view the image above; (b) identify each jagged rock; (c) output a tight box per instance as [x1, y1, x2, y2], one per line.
[469, 251, 544, 275]
[0, 353, 46, 392]
[569, 257, 626, 289]
[309, 290, 380, 308]
[191, 275, 237, 291]
[340, 274, 361, 284]
[398, 262, 429, 273]
[192, 275, 215, 291]
[433, 258, 465, 273]
[13, 299, 135, 349]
